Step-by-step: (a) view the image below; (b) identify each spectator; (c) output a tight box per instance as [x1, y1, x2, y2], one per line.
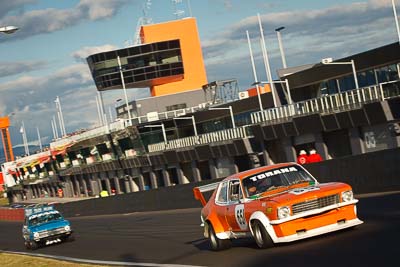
[100, 190, 109, 197]
[297, 150, 308, 165]
[308, 149, 323, 163]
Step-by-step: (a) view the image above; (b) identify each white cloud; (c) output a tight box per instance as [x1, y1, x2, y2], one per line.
[0, 0, 35, 19]
[0, 60, 47, 78]
[1, 61, 147, 147]
[0, 0, 129, 42]
[78, 0, 126, 20]
[202, 0, 397, 86]
[71, 44, 119, 62]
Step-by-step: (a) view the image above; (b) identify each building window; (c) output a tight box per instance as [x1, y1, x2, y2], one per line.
[376, 64, 399, 83]
[166, 103, 187, 111]
[357, 69, 376, 88]
[319, 79, 339, 96]
[338, 74, 356, 92]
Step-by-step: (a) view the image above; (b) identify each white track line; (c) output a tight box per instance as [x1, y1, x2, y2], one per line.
[0, 250, 205, 267]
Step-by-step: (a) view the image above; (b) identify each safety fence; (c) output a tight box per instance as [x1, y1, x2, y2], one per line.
[148, 126, 251, 152]
[251, 80, 400, 124]
[51, 120, 125, 149]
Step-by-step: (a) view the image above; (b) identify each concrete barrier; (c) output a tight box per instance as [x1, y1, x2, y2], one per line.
[0, 208, 24, 221]
[2, 147, 400, 220]
[305, 147, 400, 193]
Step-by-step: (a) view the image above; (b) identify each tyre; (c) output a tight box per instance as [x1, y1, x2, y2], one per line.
[207, 222, 231, 251]
[29, 240, 39, 250]
[66, 233, 75, 242]
[252, 220, 273, 249]
[61, 233, 75, 242]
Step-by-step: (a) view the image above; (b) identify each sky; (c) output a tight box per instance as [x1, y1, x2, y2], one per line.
[0, 0, 399, 152]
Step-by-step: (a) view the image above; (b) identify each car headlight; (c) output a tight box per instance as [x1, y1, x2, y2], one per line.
[341, 190, 353, 202]
[277, 206, 291, 219]
[64, 225, 71, 231]
[33, 232, 39, 238]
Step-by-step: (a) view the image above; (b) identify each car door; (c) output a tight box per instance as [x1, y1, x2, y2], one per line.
[225, 179, 248, 232]
[213, 181, 230, 232]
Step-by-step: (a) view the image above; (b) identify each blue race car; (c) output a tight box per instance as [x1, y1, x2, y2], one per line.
[22, 206, 74, 249]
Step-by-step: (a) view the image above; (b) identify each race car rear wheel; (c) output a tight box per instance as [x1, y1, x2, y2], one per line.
[207, 222, 231, 251]
[252, 220, 273, 249]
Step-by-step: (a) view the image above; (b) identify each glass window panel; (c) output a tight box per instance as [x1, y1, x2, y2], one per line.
[217, 182, 228, 203]
[387, 64, 399, 81]
[105, 51, 116, 60]
[339, 75, 356, 91]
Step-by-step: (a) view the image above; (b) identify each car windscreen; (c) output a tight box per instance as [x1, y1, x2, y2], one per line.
[28, 211, 63, 226]
[242, 165, 314, 197]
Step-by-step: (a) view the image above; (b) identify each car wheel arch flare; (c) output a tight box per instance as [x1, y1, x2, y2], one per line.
[249, 211, 278, 243]
[206, 217, 228, 239]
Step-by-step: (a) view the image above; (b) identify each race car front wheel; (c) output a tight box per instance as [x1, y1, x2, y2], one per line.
[252, 220, 273, 249]
[207, 222, 231, 251]
[25, 240, 39, 250]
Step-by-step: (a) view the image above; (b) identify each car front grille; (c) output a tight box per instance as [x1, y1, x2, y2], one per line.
[292, 194, 340, 215]
[38, 227, 67, 238]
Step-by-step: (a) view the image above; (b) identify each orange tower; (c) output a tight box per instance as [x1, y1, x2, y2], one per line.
[0, 117, 14, 162]
[140, 17, 208, 96]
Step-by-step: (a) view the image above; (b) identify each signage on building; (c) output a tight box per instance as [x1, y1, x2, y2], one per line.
[147, 112, 159, 122]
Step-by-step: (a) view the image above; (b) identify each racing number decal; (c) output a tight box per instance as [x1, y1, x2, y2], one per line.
[235, 204, 247, 230]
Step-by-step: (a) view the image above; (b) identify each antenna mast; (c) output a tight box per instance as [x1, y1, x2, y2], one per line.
[172, 0, 185, 19]
[133, 0, 153, 46]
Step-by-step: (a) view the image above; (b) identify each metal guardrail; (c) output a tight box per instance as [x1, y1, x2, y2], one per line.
[129, 102, 211, 125]
[148, 126, 251, 153]
[148, 80, 400, 153]
[251, 81, 400, 124]
[51, 120, 125, 149]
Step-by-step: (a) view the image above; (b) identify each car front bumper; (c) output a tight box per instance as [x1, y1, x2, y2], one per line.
[273, 218, 363, 243]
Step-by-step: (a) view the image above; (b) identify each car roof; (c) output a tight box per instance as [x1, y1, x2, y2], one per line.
[223, 162, 298, 181]
[27, 209, 60, 219]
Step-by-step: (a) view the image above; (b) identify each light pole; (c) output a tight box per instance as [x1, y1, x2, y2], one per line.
[144, 124, 167, 143]
[20, 122, 29, 156]
[117, 56, 133, 126]
[254, 79, 293, 105]
[95, 94, 104, 126]
[275, 26, 287, 69]
[321, 58, 359, 89]
[209, 106, 236, 128]
[258, 13, 278, 108]
[246, 30, 263, 112]
[0, 26, 18, 34]
[392, 0, 400, 44]
[173, 116, 198, 137]
[55, 96, 67, 136]
[36, 127, 43, 151]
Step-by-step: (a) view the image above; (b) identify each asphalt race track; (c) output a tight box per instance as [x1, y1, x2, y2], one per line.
[1, 191, 399, 267]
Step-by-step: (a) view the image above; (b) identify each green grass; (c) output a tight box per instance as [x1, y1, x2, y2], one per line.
[0, 197, 9, 207]
[0, 253, 112, 267]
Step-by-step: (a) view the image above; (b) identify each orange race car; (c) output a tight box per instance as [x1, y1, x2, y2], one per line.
[193, 162, 363, 250]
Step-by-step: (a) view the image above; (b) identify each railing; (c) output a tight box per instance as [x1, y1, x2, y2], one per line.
[128, 102, 211, 125]
[50, 103, 212, 148]
[51, 120, 125, 149]
[148, 126, 251, 153]
[251, 81, 400, 124]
